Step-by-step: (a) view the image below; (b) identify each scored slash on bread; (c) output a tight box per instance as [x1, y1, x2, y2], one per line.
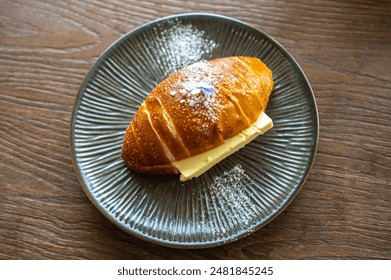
[121, 56, 274, 177]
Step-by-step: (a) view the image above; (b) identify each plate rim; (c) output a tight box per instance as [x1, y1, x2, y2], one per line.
[69, 12, 319, 249]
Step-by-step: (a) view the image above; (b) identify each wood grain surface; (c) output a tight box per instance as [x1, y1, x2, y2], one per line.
[1, 0, 390, 259]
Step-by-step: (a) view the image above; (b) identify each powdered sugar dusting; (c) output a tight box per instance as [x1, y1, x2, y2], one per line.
[154, 21, 218, 77]
[167, 60, 223, 135]
[199, 164, 258, 238]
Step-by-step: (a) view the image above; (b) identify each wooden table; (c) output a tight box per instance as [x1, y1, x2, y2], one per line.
[1, 0, 390, 260]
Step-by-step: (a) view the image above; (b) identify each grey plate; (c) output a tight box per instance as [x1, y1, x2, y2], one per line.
[70, 13, 318, 249]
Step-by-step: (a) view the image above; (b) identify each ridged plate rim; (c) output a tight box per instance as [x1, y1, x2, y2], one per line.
[70, 13, 319, 249]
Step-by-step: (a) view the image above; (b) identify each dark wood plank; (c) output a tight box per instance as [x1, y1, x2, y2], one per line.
[1, 0, 390, 259]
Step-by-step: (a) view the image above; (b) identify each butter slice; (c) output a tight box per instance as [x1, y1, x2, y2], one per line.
[172, 112, 273, 181]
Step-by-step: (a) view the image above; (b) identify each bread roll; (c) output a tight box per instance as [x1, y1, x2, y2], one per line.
[121, 56, 273, 174]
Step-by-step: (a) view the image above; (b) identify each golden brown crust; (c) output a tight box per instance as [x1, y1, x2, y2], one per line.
[121, 56, 273, 174]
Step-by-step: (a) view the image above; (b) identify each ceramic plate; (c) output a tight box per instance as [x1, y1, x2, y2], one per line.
[70, 13, 318, 248]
